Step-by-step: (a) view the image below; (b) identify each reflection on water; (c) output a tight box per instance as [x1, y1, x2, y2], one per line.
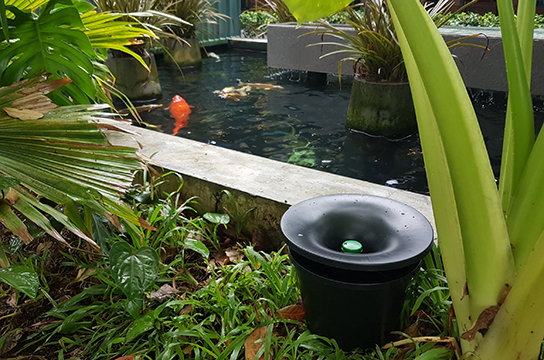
[137, 49, 544, 195]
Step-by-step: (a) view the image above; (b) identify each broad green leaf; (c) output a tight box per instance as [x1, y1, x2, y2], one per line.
[1, 0, 98, 101]
[110, 242, 159, 300]
[281, 0, 352, 24]
[388, 0, 515, 320]
[91, 212, 113, 255]
[497, 0, 534, 215]
[0, 0, 8, 42]
[0, 265, 39, 298]
[184, 237, 209, 259]
[203, 212, 230, 225]
[125, 297, 145, 319]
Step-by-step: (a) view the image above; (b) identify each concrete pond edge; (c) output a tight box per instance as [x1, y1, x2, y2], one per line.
[107, 125, 435, 249]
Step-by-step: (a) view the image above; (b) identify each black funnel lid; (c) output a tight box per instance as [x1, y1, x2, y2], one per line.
[281, 194, 433, 271]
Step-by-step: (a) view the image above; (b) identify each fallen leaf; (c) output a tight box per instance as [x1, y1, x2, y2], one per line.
[74, 268, 96, 283]
[3, 107, 44, 120]
[276, 305, 305, 321]
[149, 284, 181, 302]
[4, 188, 19, 205]
[113, 356, 135, 360]
[7, 293, 17, 307]
[180, 304, 192, 315]
[244, 326, 272, 360]
[183, 345, 193, 354]
[225, 247, 243, 262]
[36, 241, 53, 254]
[0, 330, 22, 356]
[212, 249, 231, 267]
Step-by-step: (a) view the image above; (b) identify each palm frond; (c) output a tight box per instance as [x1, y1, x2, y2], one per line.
[0, 75, 142, 248]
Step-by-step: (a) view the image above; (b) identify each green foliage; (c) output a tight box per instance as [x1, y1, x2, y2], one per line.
[445, 11, 544, 28]
[240, 10, 277, 38]
[160, 0, 228, 38]
[0, 76, 141, 248]
[263, 0, 296, 23]
[221, 189, 254, 237]
[109, 242, 160, 301]
[0, 265, 39, 298]
[307, 4, 407, 82]
[0, 0, 98, 103]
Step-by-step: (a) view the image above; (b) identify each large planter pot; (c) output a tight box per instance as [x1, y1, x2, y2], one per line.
[106, 52, 162, 101]
[164, 37, 202, 67]
[281, 194, 434, 350]
[346, 77, 417, 138]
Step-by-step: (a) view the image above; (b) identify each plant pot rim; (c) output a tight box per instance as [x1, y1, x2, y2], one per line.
[353, 75, 409, 86]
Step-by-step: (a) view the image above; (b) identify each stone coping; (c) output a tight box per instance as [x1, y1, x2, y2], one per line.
[107, 125, 435, 249]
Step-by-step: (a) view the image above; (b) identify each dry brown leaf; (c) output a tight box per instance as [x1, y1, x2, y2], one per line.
[183, 345, 194, 354]
[20, 77, 72, 95]
[5, 188, 19, 205]
[225, 247, 243, 262]
[36, 241, 53, 254]
[75, 268, 96, 283]
[3, 107, 44, 120]
[244, 326, 272, 360]
[12, 93, 55, 111]
[276, 305, 305, 321]
[212, 249, 231, 267]
[180, 304, 192, 315]
[460, 305, 500, 341]
[0, 220, 33, 245]
[0, 330, 22, 356]
[113, 356, 135, 360]
[7, 293, 17, 308]
[149, 284, 181, 302]
[138, 217, 157, 231]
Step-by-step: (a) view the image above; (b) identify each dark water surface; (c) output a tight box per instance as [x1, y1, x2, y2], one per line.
[138, 49, 544, 195]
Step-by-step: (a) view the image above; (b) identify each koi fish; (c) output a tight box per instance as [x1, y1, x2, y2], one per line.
[167, 95, 193, 135]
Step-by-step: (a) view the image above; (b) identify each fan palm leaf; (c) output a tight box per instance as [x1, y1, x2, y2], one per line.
[0, 75, 142, 249]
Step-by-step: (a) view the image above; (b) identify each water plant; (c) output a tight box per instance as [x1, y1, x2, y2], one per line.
[282, 0, 544, 358]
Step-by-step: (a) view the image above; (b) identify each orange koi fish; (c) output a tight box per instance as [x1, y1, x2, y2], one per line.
[167, 95, 194, 135]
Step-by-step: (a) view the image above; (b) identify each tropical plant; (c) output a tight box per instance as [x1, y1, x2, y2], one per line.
[263, 0, 296, 23]
[239, 10, 277, 38]
[0, 0, 161, 104]
[283, 0, 544, 358]
[0, 76, 142, 248]
[307, 2, 407, 83]
[160, 0, 228, 38]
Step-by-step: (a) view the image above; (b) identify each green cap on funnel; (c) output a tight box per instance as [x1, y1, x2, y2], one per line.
[342, 240, 363, 254]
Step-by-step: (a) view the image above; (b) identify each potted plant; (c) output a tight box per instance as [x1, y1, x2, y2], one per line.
[306, 2, 414, 138]
[94, 0, 189, 100]
[161, 0, 228, 67]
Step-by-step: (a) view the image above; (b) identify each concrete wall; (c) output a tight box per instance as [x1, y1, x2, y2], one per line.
[106, 125, 435, 250]
[267, 23, 544, 96]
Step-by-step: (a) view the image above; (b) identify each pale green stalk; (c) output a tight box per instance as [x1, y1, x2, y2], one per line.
[470, 230, 544, 359]
[497, 0, 534, 215]
[386, 0, 515, 320]
[389, 6, 473, 350]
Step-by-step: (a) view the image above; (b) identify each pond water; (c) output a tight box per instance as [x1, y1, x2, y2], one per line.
[137, 49, 544, 195]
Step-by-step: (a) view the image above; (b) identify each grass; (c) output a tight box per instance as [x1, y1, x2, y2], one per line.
[0, 170, 467, 360]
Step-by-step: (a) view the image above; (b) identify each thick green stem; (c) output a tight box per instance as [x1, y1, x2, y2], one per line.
[471, 231, 544, 360]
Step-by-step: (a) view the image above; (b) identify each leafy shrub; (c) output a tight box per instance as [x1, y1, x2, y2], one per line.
[445, 11, 544, 28]
[240, 10, 278, 37]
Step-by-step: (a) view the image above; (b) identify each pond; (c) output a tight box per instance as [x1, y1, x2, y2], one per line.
[136, 49, 544, 195]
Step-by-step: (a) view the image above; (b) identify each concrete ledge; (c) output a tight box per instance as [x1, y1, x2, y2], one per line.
[229, 38, 268, 51]
[267, 23, 544, 96]
[107, 125, 435, 249]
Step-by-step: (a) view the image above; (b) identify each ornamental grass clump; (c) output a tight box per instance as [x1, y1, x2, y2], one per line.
[160, 0, 229, 38]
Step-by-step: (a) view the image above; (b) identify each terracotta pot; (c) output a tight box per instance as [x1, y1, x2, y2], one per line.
[106, 52, 162, 101]
[164, 37, 202, 67]
[346, 76, 417, 138]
